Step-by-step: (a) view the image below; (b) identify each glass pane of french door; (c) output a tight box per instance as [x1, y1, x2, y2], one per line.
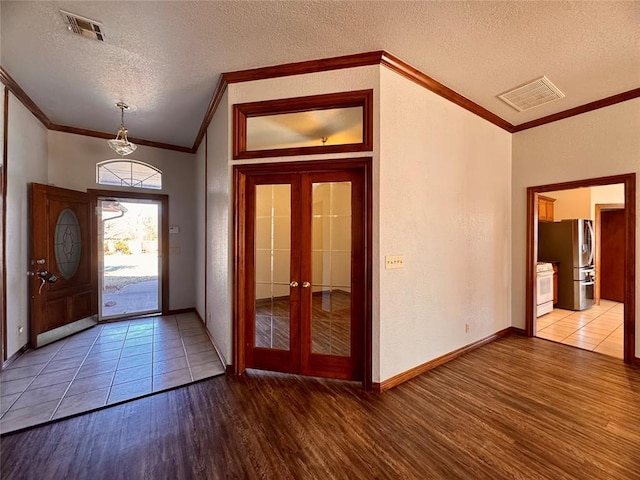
[310, 181, 352, 356]
[254, 184, 291, 350]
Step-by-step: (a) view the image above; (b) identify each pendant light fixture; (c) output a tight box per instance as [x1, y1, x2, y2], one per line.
[108, 101, 137, 156]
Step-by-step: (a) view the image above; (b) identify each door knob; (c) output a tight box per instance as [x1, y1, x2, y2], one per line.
[302, 281, 311, 288]
[290, 281, 299, 288]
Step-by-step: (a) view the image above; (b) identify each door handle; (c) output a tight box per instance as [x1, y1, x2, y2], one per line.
[290, 281, 299, 288]
[36, 270, 58, 294]
[302, 281, 311, 288]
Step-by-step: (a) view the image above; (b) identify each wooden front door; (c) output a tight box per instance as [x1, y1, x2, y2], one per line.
[238, 161, 369, 382]
[30, 183, 96, 348]
[600, 208, 625, 302]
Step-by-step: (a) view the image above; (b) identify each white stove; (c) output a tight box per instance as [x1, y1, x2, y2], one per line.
[536, 262, 554, 317]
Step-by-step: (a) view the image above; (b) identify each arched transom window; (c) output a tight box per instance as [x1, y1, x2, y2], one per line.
[97, 160, 162, 190]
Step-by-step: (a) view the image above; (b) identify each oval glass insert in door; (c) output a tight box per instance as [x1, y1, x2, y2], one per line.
[255, 184, 291, 350]
[311, 181, 352, 356]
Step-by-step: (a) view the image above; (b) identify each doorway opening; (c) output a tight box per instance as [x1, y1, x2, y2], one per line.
[526, 174, 636, 364]
[98, 197, 161, 320]
[233, 158, 372, 389]
[90, 189, 169, 321]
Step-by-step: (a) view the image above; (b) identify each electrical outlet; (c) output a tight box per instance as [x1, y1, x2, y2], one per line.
[465, 323, 470, 333]
[385, 255, 405, 269]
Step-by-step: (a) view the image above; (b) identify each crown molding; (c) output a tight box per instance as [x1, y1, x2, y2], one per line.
[511, 88, 640, 132]
[191, 51, 385, 152]
[379, 51, 515, 132]
[48, 124, 194, 154]
[192, 74, 228, 154]
[0, 65, 194, 154]
[0, 66, 51, 128]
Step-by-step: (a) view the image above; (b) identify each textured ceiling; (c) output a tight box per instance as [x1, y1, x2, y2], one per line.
[1, 1, 639, 148]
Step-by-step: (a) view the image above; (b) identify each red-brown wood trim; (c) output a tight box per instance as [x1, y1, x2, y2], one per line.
[510, 327, 527, 336]
[88, 189, 170, 315]
[231, 165, 247, 375]
[232, 158, 373, 388]
[525, 189, 538, 336]
[594, 203, 625, 306]
[373, 327, 514, 392]
[525, 174, 636, 365]
[203, 131, 208, 326]
[49, 123, 193, 153]
[224, 51, 384, 85]
[513, 88, 640, 133]
[363, 157, 373, 391]
[379, 51, 514, 132]
[192, 75, 228, 153]
[0, 67, 51, 129]
[623, 177, 636, 365]
[2, 87, 8, 362]
[1, 344, 29, 370]
[233, 90, 373, 160]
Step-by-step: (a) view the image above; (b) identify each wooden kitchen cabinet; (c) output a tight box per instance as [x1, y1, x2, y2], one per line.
[538, 195, 556, 222]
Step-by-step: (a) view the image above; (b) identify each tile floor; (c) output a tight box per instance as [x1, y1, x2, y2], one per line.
[536, 300, 624, 358]
[0, 312, 224, 434]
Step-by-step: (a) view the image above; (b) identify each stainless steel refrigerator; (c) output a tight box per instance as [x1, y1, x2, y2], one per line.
[538, 219, 595, 311]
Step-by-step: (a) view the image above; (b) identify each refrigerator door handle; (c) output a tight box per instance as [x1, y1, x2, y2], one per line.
[586, 220, 595, 266]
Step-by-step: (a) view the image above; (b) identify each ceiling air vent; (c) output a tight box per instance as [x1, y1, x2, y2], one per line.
[60, 10, 105, 41]
[498, 76, 564, 112]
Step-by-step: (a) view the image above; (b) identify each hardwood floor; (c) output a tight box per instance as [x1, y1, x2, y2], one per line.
[1, 335, 639, 479]
[255, 290, 351, 355]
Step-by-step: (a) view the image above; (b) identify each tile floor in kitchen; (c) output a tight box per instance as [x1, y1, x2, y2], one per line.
[0, 312, 224, 434]
[536, 300, 624, 358]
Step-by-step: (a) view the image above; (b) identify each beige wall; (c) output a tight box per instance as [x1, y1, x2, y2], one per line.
[47, 131, 197, 312]
[378, 67, 512, 381]
[591, 184, 625, 219]
[545, 188, 591, 220]
[543, 184, 625, 222]
[203, 89, 232, 364]
[5, 93, 48, 357]
[512, 99, 640, 359]
[195, 137, 206, 320]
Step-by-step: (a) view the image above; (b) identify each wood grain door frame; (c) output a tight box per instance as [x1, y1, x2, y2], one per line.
[1, 87, 7, 363]
[233, 157, 373, 390]
[594, 203, 625, 305]
[88, 189, 170, 316]
[525, 173, 636, 364]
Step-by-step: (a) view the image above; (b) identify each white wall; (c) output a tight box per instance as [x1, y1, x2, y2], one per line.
[378, 67, 512, 381]
[204, 90, 231, 364]
[6, 93, 48, 357]
[512, 99, 640, 358]
[47, 131, 197, 311]
[195, 137, 206, 320]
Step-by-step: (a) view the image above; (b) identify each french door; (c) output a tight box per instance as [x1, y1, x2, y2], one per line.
[237, 160, 370, 382]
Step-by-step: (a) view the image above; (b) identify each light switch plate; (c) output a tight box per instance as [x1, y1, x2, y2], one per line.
[385, 255, 405, 269]
[169, 225, 180, 234]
